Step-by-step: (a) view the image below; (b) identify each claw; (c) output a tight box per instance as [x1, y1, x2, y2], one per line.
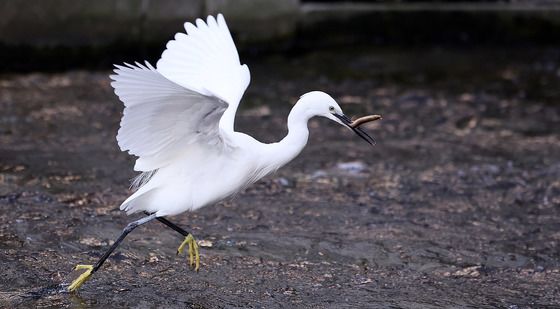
[68, 264, 94, 292]
[177, 234, 200, 271]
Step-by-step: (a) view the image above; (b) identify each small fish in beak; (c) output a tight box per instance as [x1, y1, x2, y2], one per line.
[350, 115, 382, 128]
[333, 114, 381, 146]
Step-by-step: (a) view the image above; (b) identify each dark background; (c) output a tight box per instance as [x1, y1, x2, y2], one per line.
[1, 1, 559, 308]
[2, 0, 560, 71]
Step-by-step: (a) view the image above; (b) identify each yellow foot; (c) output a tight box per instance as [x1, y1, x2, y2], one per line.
[177, 234, 200, 271]
[68, 264, 94, 292]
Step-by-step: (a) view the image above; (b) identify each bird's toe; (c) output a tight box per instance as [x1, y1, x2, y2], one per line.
[68, 264, 94, 292]
[177, 234, 200, 271]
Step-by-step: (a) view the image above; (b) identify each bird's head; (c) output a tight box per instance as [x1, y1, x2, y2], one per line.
[298, 91, 379, 145]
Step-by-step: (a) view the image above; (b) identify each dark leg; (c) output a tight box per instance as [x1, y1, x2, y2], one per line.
[143, 211, 199, 271]
[68, 213, 157, 292]
[92, 213, 157, 272]
[145, 211, 191, 237]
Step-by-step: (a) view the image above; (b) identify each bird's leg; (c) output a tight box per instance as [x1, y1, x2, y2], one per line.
[145, 212, 200, 271]
[68, 213, 157, 292]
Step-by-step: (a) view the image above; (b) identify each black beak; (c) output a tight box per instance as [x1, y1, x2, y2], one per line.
[333, 114, 376, 146]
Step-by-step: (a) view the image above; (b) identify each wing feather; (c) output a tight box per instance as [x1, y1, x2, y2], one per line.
[157, 14, 250, 132]
[111, 63, 228, 171]
[111, 14, 250, 172]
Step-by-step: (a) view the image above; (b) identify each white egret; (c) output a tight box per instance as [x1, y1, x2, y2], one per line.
[68, 14, 380, 292]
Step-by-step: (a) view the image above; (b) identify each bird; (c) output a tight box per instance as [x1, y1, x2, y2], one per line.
[68, 13, 380, 292]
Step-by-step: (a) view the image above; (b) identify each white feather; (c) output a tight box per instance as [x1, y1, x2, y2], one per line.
[111, 15, 352, 217]
[110, 62, 229, 171]
[156, 14, 250, 132]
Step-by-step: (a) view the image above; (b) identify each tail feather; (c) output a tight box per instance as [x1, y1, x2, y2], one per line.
[120, 187, 157, 215]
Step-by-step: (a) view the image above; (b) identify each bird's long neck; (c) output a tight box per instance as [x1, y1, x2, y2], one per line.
[264, 103, 311, 170]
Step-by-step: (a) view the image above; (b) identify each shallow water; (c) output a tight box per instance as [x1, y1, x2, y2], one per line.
[1, 47, 559, 307]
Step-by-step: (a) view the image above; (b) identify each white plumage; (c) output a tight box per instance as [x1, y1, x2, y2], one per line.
[110, 14, 375, 217]
[65, 14, 378, 294]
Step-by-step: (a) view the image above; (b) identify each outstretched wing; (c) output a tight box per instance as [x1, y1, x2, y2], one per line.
[111, 62, 228, 171]
[157, 14, 250, 132]
[110, 14, 250, 172]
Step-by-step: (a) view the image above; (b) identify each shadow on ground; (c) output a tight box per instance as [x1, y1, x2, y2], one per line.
[0, 47, 559, 308]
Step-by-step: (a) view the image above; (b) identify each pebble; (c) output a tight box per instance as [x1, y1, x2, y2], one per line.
[198, 239, 213, 248]
[336, 161, 368, 175]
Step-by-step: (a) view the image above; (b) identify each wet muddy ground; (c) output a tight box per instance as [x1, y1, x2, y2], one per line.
[1, 47, 560, 308]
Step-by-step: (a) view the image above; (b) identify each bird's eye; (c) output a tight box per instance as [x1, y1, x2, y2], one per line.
[329, 106, 335, 112]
